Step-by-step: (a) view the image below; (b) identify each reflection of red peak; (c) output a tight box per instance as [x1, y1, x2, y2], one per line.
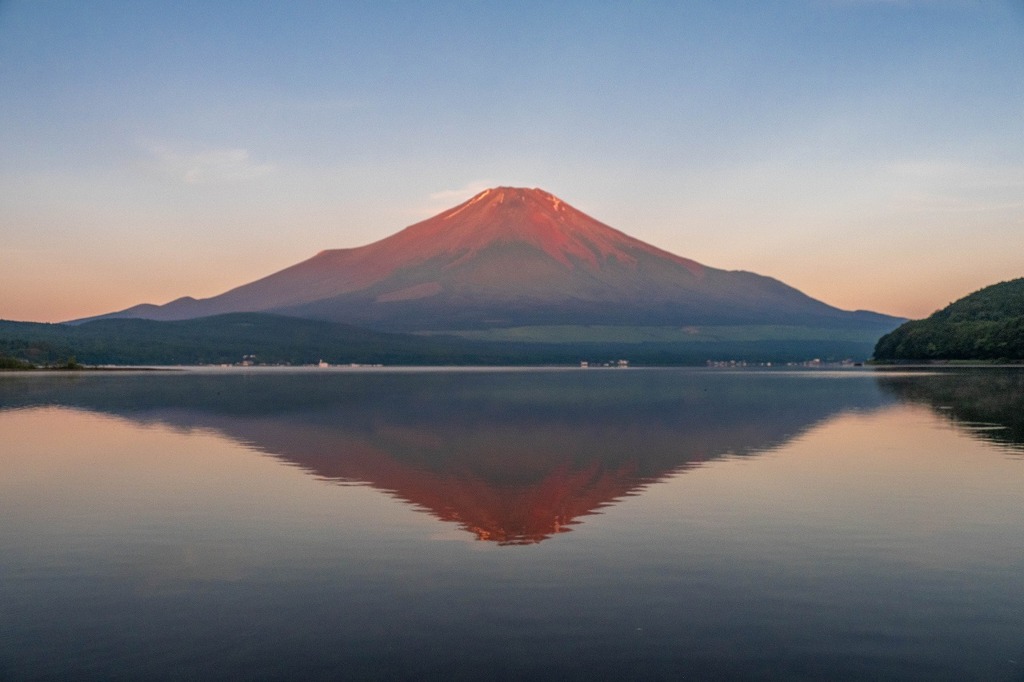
[280, 439, 665, 546]
[401, 460, 646, 546]
[327, 454, 647, 546]
[216, 417, 702, 546]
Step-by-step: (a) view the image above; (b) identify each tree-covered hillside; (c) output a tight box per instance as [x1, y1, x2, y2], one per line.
[874, 278, 1024, 361]
[0, 313, 505, 366]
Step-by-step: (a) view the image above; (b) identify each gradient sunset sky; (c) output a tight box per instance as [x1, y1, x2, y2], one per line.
[1, 1, 1022, 323]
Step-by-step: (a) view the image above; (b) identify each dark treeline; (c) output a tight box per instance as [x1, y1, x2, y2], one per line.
[1, 313, 877, 367]
[0, 354, 34, 369]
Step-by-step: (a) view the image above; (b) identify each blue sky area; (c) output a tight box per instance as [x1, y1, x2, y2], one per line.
[1, 0, 1022, 321]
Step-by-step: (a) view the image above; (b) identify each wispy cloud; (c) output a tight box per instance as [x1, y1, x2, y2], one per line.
[271, 97, 367, 114]
[886, 159, 1024, 189]
[147, 145, 275, 184]
[813, 0, 944, 6]
[429, 180, 495, 203]
[394, 180, 496, 221]
[884, 159, 1024, 215]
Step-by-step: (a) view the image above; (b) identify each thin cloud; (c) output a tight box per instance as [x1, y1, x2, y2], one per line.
[429, 180, 495, 203]
[148, 145, 275, 185]
[271, 97, 368, 113]
[885, 159, 1024, 215]
[886, 159, 1024, 188]
[395, 180, 496, 221]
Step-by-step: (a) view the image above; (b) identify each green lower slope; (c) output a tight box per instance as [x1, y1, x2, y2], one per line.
[423, 324, 890, 344]
[0, 314, 496, 366]
[1, 312, 887, 367]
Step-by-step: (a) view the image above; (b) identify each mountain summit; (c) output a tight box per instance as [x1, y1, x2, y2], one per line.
[369, 186, 705, 275]
[89, 187, 899, 332]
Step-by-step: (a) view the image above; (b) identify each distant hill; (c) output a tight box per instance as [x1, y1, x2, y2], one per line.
[874, 278, 1024, 361]
[2, 313, 886, 367]
[76, 187, 903, 339]
[1, 314, 497, 366]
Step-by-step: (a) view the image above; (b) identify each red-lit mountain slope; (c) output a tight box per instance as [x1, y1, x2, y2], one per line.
[89, 187, 899, 331]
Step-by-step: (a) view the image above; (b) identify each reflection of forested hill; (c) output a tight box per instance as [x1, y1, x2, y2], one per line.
[876, 369, 1024, 452]
[0, 370, 892, 543]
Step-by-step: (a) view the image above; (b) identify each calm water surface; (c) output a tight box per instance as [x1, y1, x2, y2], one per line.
[1, 367, 1023, 680]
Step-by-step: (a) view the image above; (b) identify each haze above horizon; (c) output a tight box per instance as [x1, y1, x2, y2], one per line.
[1, 1, 1022, 323]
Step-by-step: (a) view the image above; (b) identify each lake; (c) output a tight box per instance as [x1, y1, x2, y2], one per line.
[1, 367, 1023, 680]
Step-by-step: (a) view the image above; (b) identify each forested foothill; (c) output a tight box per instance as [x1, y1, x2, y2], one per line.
[874, 279, 1024, 362]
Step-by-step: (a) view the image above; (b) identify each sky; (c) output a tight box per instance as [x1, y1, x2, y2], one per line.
[1, 0, 1022, 323]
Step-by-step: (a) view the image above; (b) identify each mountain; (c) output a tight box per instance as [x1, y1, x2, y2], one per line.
[82, 187, 901, 335]
[874, 278, 1024, 361]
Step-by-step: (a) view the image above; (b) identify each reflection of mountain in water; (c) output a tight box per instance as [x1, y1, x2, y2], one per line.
[0, 370, 890, 544]
[877, 368, 1024, 453]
